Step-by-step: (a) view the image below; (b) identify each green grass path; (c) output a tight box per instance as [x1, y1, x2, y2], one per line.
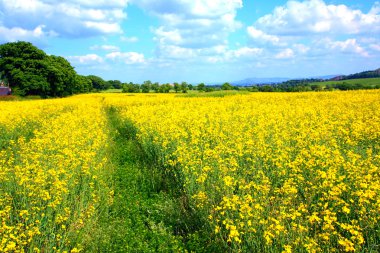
[85, 107, 186, 252]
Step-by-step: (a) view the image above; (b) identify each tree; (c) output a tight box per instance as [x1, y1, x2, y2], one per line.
[74, 75, 92, 93]
[0, 41, 48, 96]
[173, 82, 180, 93]
[221, 82, 233, 90]
[197, 83, 206, 91]
[108, 80, 122, 89]
[0, 41, 79, 97]
[159, 83, 171, 93]
[122, 82, 140, 93]
[45, 55, 77, 96]
[180, 81, 188, 93]
[87, 75, 109, 91]
[151, 82, 160, 93]
[141, 80, 151, 93]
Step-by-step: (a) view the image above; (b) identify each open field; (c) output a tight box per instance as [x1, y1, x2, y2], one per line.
[309, 77, 380, 87]
[1, 90, 380, 252]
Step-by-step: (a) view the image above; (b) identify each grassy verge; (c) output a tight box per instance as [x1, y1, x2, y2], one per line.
[88, 107, 200, 252]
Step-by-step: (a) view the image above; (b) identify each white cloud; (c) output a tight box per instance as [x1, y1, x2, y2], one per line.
[133, 0, 243, 59]
[121, 36, 139, 43]
[253, 0, 380, 35]
[90, 44, 120, 51]
[0, 25, 57, 42]
[247, 26, 283, 46]
[155, 45, 197, 59]
[67, 54, 104, 64]
[275, 48, 295, 59]
[370, 44, 380, 52]
[106, 51, 146, 64]
[323, 38, 369, 57]
[370, 2, 380, 15]
[227, 47, 263, 59]
[132, 0, 242, 18]
[0, 0, 128, 38]
[293, 44, 310, 54]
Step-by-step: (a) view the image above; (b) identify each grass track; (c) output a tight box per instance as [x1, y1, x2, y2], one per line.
[85, 106, 186, 252]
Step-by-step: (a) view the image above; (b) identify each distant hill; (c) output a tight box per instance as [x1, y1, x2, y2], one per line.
[326, 68, 380, 81]
[231, 68, 380, 87]
[232, 77, 290, 86]
[339, 68, 380, 80]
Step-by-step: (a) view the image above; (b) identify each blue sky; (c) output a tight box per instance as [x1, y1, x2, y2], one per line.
[0, 0, 379, 84]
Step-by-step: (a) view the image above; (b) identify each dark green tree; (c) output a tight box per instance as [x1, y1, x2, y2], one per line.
[221, 82, 233, 90]
[180, 81, 189, 93]
[151, 82, 160, 93]
[122, 82, 140, 93]
[108, 80, 122, 89]
[141, 80, 151, 93]
[173, 82, 180, 93]
[87, 75, 109, 91]
[159, 83, 171, 93]
[197, 83, 206, 91]
[0, 41, 80, 97]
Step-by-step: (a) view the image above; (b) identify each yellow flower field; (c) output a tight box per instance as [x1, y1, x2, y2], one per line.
[0, 96, 112, 252]
[1, 90, 380, 252]
[105, 90, 380, 252]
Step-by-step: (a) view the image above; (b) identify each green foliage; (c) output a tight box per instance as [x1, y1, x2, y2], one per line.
[159, 83, 172, 93]
[151, 82, 160, 93]
[173, 82, 180, 93]
[87, 75, 109, 91]
[108, 80, 123, 89]
[197, 83, 206, 91]
[122, 82, 140, 93]
[141, 80, 152, 93]
[221, 82, 234, 90]
[180, 81, 188, 93]
[0, 41, 91, 97]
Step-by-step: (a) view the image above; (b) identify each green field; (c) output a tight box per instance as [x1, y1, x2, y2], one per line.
[309, 77, 380, 87]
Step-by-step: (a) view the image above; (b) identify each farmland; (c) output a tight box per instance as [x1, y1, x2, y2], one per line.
[1, 90, 380, 252]
[309, 77, 380, 88]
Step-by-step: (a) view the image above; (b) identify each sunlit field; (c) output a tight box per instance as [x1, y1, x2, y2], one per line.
[1, 90, 380, 252]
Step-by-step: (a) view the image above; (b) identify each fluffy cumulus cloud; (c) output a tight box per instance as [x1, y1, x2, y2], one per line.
[252, 0, 380, 35]
[246, 0, 380, 60]
[275, 48, 295, 59]
[0, 25, 56, 42]
[67, 54, 104, 65]
[90, 44, 120, 51]
[106, 51, 146, 64]
[132, 0, 243, 60]
[0, 0, 128, 41]
[318, 38, 370, 57]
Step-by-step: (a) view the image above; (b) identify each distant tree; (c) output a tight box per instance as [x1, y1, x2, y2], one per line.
[221, 82, 233, 90]
[173, 82, 180, 93]
[122, 82, 140, 93]
[310, 84, 323, 91]
[74, 75, 92, 93]
[180, 81, 189, 93]
[188, 84, 194, 90]
[197, 83, 206, 91]
[87, 75, 109, 91]
[141, 80, 151, 93]
[205, 86, 215, 92]
[108, 80, 122, 89]
[159, 83, 171, 93]
[151, 82, 160, 93]
[259, 85, 274, 92]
